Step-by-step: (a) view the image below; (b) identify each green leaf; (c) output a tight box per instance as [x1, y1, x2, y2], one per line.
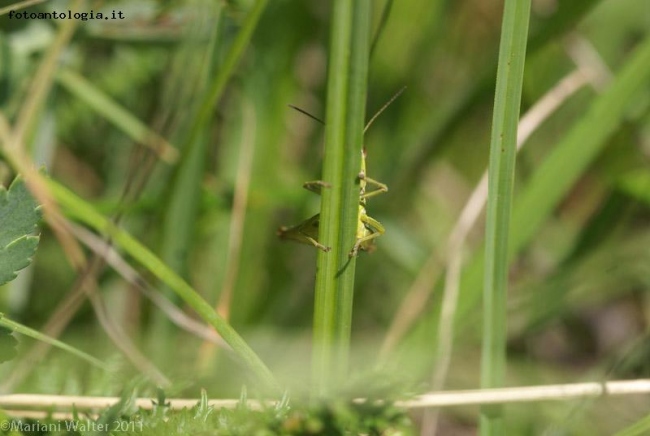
[0, 322, 18, 363]
[0, 176, 41, 286]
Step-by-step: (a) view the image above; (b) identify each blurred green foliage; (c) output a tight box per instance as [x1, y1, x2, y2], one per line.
[1, 0, 649, 433]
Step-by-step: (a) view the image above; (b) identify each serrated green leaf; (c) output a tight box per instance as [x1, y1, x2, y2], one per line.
[0, 176, 41, 286]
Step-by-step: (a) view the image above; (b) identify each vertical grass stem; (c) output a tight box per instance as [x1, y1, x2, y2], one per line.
[312, 0, 370, 398]
[480, 0, 531, 434]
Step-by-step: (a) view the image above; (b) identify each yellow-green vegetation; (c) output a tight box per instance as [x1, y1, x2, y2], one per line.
[1, 0, 650, 434]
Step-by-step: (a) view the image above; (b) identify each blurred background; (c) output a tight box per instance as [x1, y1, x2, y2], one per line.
[1, 0, 649, 433]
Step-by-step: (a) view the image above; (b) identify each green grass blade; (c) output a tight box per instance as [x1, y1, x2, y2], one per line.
[312, 0, 370, 397]
[45, 178, 280, 393]
[0, 313, 109, 370]
[480, 0, 531, 434]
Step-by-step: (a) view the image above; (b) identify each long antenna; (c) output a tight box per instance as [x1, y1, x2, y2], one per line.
[289, 86, 406, 132]
[364, 86, 406, 133]
[288, 104, 325, 125]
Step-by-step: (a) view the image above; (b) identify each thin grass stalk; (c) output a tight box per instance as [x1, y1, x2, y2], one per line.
[312, 0, 370, 397]
[480, 0, 531, 434]
[0, 314, 109, 371]
[4, 378, 650, 412]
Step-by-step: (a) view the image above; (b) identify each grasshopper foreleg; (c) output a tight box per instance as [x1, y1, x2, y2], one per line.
[358, 173, 388, 201]
[302, 180, 331, 196]
[277, 213, 331, 252]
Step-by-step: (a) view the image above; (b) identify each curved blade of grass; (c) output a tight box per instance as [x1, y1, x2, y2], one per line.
[0, 313, 109, 371]
[312, 0, 370, 397]
[45, 179, 279, 393]
[479, 0, 531, 434]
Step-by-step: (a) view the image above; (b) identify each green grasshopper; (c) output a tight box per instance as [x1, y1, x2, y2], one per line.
[278, 88, 404, 257]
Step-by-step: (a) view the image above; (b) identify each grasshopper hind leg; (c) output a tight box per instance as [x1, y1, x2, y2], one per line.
[349, 210, 386, 257]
